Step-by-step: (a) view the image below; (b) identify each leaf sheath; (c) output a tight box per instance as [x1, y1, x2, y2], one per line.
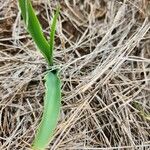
[32, 71, 61, 150]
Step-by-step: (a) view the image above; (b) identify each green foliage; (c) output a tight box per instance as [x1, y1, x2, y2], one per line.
[18, 0, 59, 66]
[32, 71, 61, 150]
[18, 0, 61, 149]
[49, 5, 60, 65]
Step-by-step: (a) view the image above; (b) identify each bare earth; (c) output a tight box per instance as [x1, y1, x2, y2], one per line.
[0, 0, 150, 149]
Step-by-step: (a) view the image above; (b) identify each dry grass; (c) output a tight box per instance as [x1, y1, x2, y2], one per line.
[0, 0, 150, 149]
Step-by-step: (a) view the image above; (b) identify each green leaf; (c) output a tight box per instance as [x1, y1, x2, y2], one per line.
[18, 0, 52, 65]
[32, 70, 61, 150]
[49, 6, 60, 65]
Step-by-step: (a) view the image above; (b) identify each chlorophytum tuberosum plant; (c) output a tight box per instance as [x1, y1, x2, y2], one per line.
[18, 0, 61, 149]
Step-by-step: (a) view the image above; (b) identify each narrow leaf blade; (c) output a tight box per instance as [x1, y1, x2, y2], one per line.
[18, 0, 52, 65]
[49, 6, 60, 65]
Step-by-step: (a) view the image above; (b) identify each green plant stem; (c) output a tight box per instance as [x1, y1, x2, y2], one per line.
[32, 71, 61, 150]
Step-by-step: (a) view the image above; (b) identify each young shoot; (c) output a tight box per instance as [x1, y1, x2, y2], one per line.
[18, 0, 61, 149]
